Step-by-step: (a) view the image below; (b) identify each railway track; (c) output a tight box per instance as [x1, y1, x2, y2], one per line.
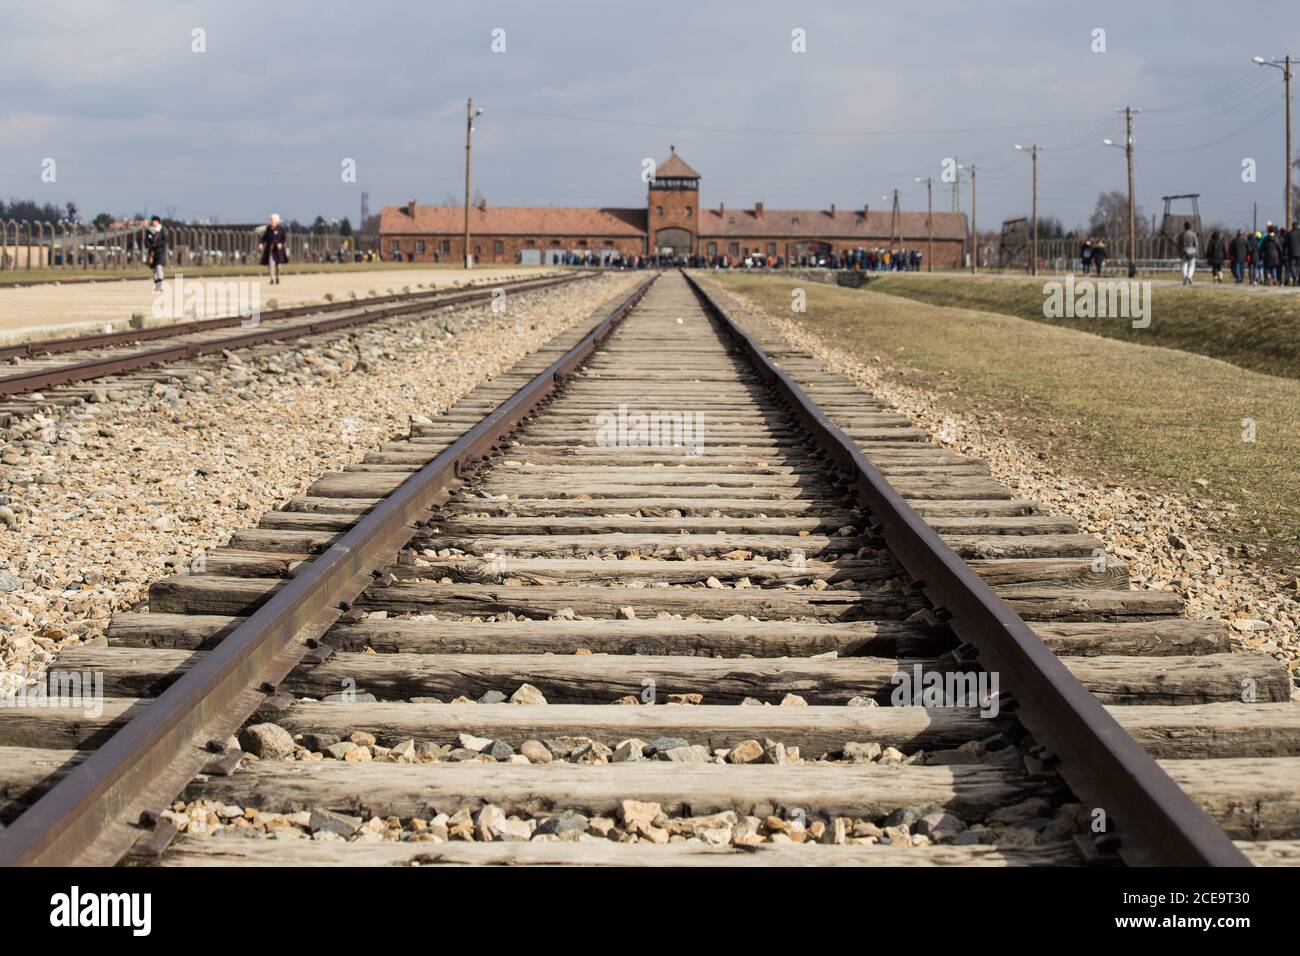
[0, 270, 1296, 867]
[0, 271, 590, 417]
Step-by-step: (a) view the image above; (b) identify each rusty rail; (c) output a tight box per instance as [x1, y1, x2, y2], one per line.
[0, 274, 656, 866]
[0, 273, 592, 398]
[681, 269, 1249, 868]
[0, 272, 587, 362]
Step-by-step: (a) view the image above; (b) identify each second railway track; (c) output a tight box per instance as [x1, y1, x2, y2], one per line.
[0, 270, 1296, 867]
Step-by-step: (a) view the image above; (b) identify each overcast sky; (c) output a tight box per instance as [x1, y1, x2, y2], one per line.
[2, 0, 1295, 231]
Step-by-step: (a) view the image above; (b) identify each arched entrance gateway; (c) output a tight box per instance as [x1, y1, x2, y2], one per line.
[654, 227, 693, 256]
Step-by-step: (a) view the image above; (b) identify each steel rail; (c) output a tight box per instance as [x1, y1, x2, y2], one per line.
[0, 274, 656, 866]
[0, 273, 593, 398]
[681, 270, 1250, 868]
[0, 273, 585, 362]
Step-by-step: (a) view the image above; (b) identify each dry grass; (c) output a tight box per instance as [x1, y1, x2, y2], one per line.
[0, 260, 471, 287]
[863, 274, 1300, 378]
[712, 273, 1300, 543]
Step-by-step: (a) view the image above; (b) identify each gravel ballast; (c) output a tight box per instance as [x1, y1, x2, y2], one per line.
[0, 273, 642, 691]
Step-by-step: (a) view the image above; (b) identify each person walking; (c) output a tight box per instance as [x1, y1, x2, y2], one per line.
[1261, 224, 1283, 286]
[1205, 230, 1226, 283]
[258, 213, 288, 285]
[1228, 230, 1250, 283]
[1080, 238, 1092, 274]
[1176, 221, 1198, 285]
[1091, 238, 1107, 275]
[144, 216, 167, 293]
[1285, 220, 1300, 286]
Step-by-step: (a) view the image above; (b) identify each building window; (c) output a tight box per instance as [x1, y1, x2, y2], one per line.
[685, 206, 693, 216]
[656, 206, 663, 216]
[551, 239, 561, 247]
[766, 242, 776, 256]
[390, 240, 400, 254]
[728, 242, 739, 256]
[728, 217, 735, 225]
[415, 240, 425, 254]
[525, 238, 536, 246]
[792, 216, 800, 225]
[578, 240, 587, 247]
[604, 240, 614, 247]
[440, 240, 450, 253]
[494, 240, 504, 254]
[706, 242, 717, 256]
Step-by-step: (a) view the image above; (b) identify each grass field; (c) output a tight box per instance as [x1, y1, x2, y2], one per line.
[711, 273, 1300, 543]
[861, 274, 1300, 379]
[0, 260, 466, 287]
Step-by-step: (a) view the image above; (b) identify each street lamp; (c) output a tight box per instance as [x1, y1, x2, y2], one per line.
[1252, 55, 1295, 230]
[1104, 107, 1141, 278]
[464, 99, 484, 268]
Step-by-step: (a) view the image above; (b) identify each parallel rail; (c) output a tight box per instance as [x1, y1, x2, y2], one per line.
[681, 270, 1249, 867]
[0, 272, 591, 398]
[0, 275, 655, 866]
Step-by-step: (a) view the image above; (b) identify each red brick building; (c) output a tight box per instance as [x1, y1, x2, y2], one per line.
[379, 150, 969, 267]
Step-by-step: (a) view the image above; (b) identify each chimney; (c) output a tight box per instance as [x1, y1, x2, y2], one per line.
[863, 203, 870, 219]
[754, 202, 764, 220]
[830, 203, 836, 217]
[477, 197, 487, 212]
[405, 199, 417, 216]
[719, 202, 725, 216]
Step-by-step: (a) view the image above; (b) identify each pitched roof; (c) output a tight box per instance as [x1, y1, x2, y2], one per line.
[654, 152, 700, 179]
[379, 204, 647, 236]
[699, 207, 967, 241]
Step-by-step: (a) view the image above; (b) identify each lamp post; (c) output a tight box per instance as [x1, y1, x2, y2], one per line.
[1253, 55, 1294, 229]
[464, 98, 484, 269]
[1103, 105, 1140, 277]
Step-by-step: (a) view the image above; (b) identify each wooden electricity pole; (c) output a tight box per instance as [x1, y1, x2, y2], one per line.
[463, 98, 475, 269]
[1016, 145, 1040, 276]
[969, 164, 978, 273]
[1123, 107, 1139, 277]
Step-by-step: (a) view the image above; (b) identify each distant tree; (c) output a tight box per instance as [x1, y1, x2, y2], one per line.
[361, 214, 381, 235]
[311, 215, 330, 234]
[92, 212, 113, 230]
[1, 198, 64, 221]
[64, 201, 79, 223]
[1088, 190, 1148, 239]
[338, 217, 353, 237]
[1030, 215, 1066, 240]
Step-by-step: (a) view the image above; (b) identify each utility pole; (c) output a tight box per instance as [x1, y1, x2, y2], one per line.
[916, 177, 933, 271]
[890, 189, 901, 248]
[463, 98, 483, 269]
[1016, 144, 1039, 276]
[969, 164, 978, 273]
[1254, 55, 1295, 229]
[1105, 108, 1141, 277]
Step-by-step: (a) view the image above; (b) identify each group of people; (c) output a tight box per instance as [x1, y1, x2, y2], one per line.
[1202, 223, 1300, 286]
[1077, 238, 1110, 276]
[144, 213, 289, 292]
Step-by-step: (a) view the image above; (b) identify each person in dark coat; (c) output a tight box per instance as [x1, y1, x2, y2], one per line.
[1286, 222, 1300, 286]
[1228, 230, 1250, 284]
[144, 216, 167, 292]
[1261, 225, 1283, 286]
[258, 213, 288, 284]
[1080, 238, 1092, 274]
[1205, 230, 1226, 283]
[1090, 238, 1107, 275]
